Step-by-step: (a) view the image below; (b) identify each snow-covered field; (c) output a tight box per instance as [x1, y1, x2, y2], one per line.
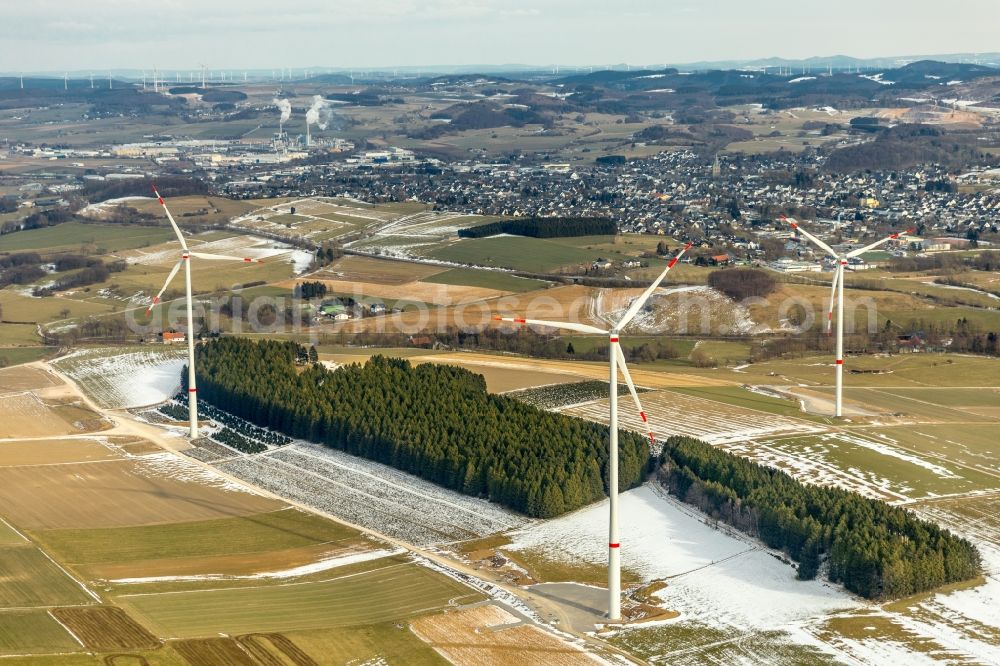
[124, 232, 308, 272]
[53, 347, 186, 409]
[79, 196, 154, 218]
[813, 503, 1000, 665]
[508, 484, 859, 630]
[135, 451, 261, 496]
[594, 285, 767, 336]
[564, 389, 825, 449]
[509, 484, 1000, 663]
[217, 441, 527, 546]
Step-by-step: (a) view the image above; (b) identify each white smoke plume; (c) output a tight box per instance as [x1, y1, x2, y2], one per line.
[306, 94, 334, 130]
[273, 97, 291, 123]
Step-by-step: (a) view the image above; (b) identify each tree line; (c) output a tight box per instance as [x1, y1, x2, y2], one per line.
[33, 258, 126, 297]
[193, 338, 649, 518]
[322, 326, 683, 363]
[658, 436, 980, 600]
[707, 268, 777, 300]
[292, 281, 328, 300]
[457, 216, 616, 239]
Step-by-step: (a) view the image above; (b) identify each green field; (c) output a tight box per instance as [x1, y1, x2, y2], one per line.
[760, 431, 1000, 499]
[672, 385, 830, 422]
[856, 424, 1000, 474]
[0, 347, 53, 366]
[690, 340, 752, 365]
[0, 223, 173, 253]
[117, 560, 481, 638]
[0, 290, 117, 323]
[0, 323, 44, 346]
[425, 236, 600, 272]
[731, 353, 1000, 389]
[0, 610, 80, 656]
[33, 508, 361, 566]
[421, 267, 550, 292]
[817, 387, 996, 423]
[0, 546, 94, 607]
[285, 622, 447, 666]
[0, 647, 188, 665]
[609, 623, 832, 666]
[877, 305, 1000, 331]
[0, 519, 27, 546]
[879, 387, 1000, 407]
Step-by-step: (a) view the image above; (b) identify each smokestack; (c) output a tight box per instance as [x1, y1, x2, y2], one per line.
[305, 95, 332, 146]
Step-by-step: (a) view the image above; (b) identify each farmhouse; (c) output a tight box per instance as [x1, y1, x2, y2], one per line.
[162, 331, 186, 344]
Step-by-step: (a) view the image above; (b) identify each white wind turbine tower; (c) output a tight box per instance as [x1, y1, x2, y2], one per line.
[495, 242, 692, 621]
[146, 186, 263, 438]
[783, 216, 912, 417]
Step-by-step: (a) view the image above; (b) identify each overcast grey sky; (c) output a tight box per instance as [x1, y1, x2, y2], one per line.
[2, 0, 997, 72]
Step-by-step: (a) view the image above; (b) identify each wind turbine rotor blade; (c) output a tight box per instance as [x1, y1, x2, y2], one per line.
[189, 251, 264, 263]
[826, 265, 840, 335]
[782, 215, 837, 258]
[491, 316, 607, 335]
[614, 345, 654, 446]
[845, 227, 915, 258]
[147, 258, 184, 313]
[151, 186, 188, 249]
[615, 242, 693, 330]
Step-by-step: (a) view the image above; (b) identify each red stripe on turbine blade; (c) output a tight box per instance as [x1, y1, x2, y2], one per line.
[188, 388, 197, 392]
[491, 316, 504, 321]
[790, 222, 798, 228]
[243, 258, 252, 262]
[836, 359, 844, 365]
[158, 197, 164, 205]
[640, 411, 647, 422]
[649, 433, 655, 445]
[609, 337, 619, 342]
[609, 543, 620, 548]
[828, 312, 832, 319]
[668, 259, 678, 267]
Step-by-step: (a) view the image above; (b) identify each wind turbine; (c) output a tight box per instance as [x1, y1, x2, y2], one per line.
[494, 242, 692, 621]
[783, 216, 912, 417]
[147, 186, 263, 438]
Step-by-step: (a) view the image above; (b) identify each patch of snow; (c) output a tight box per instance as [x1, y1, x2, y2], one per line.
[940, 98, 982, 107]
[53, 348, 186, 409]
[507, 484, 859, 629]
[218, 441, 527, 546]
[108, 548, 403, 583]
[136, 451, 262, 495]
[789, 76, 816, 83]
[859, 73, 895, 85]
[827, 432, 961, 480]
[79, 196, 154, 218]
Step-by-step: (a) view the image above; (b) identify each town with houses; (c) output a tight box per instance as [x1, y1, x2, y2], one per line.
[4, 135, 996, 273]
